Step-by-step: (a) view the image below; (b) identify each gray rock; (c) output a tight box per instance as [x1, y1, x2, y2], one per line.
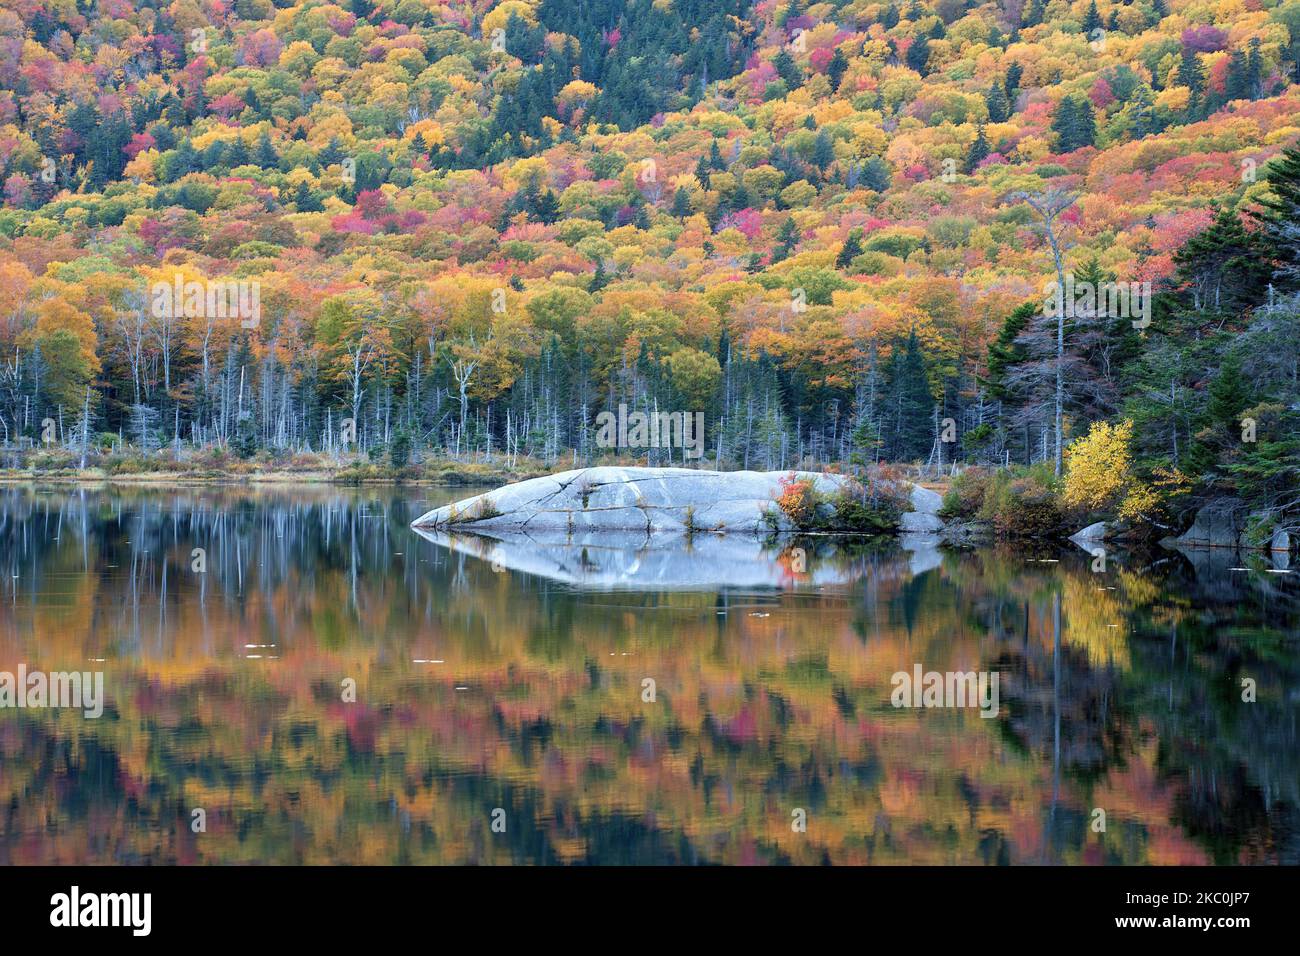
[1069, 522, 1109, 545]
[410, 466, 855, 534]
[900, 511, 945, 533]
[1175, 500, 1245, 550]
[909, 485, 944, 514]
[1272, 529, 1291, 553]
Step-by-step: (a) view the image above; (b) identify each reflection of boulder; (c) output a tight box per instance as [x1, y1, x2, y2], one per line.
[899, 533, 943, 575]
[413, 527, 916, 590]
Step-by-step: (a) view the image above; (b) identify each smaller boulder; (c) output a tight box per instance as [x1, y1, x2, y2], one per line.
[900, 511, 945, 533]
[1069, 522, 1109, 545]
[909, 485, 944, 515]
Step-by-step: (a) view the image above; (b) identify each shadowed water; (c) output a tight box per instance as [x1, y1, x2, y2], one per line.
[0, 484, 1296, 865]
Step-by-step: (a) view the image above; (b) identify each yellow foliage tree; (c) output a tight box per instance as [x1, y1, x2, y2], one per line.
[1063, 419, 1135, 513]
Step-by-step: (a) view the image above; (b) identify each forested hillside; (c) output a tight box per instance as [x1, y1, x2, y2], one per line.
[1, 0, 1298, 531]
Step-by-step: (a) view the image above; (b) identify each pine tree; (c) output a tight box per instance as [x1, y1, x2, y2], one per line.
[709, 139, 726, 170]
[1083, 0, 1102, 35]
[694, 154, 711, 189]
[884, 330, 934, 461]
[533, 188, 560, 224]
[773, 216, 800, 261]
[1174, 207, 1273, 311]
[811, 130, 836, 172]
[671, 186, 692, 220]
[1245, 37, 1264, 99]
[984, 302, 1036, 403]
[1224, 50, 1250, 102]
[861, 155, 892, 192]
[826, 48, 849, 92]
[906, 35, 930, 75]
[1052, 96, 1094, 152]
[254, 132, 279, 169]
[1021, 0, 1044, 28]
[836, 229, 864, 270]
[1004, 61, 1023, 100]
[964, 125, 990, 173]
[773, 50, 803, 90]
[1177, 47, 1204, 116]
[985, 83, 1010, 123]
[1251, 142, 1300, 286]
[292, 179, 324, 212]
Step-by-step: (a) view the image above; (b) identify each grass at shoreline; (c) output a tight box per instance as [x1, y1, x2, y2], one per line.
[0, 455, 551, 487]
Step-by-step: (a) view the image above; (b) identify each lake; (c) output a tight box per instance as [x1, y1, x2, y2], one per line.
[0, 484, 1296, 864]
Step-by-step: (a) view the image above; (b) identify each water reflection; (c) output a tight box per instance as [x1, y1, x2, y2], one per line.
[0, 484, 1296, 864]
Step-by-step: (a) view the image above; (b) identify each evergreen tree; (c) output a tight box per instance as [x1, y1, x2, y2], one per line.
[1174, 207, 1273, 311]
[861, 155, 892, 192]
[1052, 96, 1095, 151]
[1245, 37, 1264, 99]
[254, 132, 279, 169]
[811, 130, 836, 172]
[1224, 50, 1250, 102]
[533, 188, 560, 224]
[1004, 61, 1023, 100]
[826, 48, 849, 92]
[985, 83, 1010, 123]
[709, 139, 726, 170]
[964, 125, 990, 173]
[671, 186, 692, 220]
[773, 217, 800, 262]
[884, 330, 934, 461]
[694, 154, 711, 189]
[1083, 0, 1103, 35]
[1177, 47, 1204, 116]
[906, 34, 930, 75]
[773, 50, 803, 90]
[292, 179, 324, 212]
[1250, 143, 1300, 286]
[836, 229, 864, 270]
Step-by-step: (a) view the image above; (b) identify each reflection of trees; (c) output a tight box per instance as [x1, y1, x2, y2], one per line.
[0, 487, 1295, 864]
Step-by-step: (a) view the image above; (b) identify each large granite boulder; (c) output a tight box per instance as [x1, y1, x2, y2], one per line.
[410, 466, 855, 534]
[411, 465, 944, 537]
[909, 485, 944, 514]
[1174, 500, 1245, 550]
[900, 511, 945, 533]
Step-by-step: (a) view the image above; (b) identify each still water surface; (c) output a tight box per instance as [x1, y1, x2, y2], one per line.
[0, 484, 1296, 864]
